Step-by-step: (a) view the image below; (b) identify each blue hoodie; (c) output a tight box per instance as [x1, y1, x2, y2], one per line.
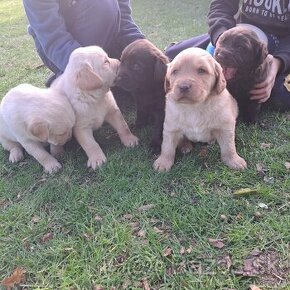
[23, 0, 145, 72]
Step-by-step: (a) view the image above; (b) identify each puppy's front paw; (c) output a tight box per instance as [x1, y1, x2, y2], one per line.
[223, 154, 247, 170]
[121, 133, 139, 147]
[153, 156, 174, 172]
[87, 152, 107, 170]
[9, 147, 24, 163]
[44, 159, 62, 174]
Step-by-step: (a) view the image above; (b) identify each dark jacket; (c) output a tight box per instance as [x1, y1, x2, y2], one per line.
[23, 0, 144, 72]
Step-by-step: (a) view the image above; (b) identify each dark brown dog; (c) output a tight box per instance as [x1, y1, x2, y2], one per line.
[214, 26, 270, 123]
[115, 39, 169, 154]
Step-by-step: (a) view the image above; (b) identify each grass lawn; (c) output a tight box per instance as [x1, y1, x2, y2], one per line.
[0, 0, 290, 289]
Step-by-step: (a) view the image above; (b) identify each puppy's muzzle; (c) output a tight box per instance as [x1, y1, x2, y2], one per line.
[115, 74, 127, 84]
[178, 83, 192, 94]
[172, 80, 194, 103]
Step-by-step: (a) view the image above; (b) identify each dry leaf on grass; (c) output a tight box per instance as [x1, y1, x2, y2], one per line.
[208, 238, 225, 249]
[31, 215, 41, 223]
[153, 226, 164, 234]
[163, 247, 173, 257]
[233, 188, 259, 197]
[232, 249, 289, 284]
[285, 162, 290, 170]
[249, 285, 262, 290]
[93, 285, 104, 290]
[141, 278, 150, 290]
[186, 246, 193, 254]
[256, 162, 267, 176]
[198, 146, 208, 158]
[260, 143, 272, 149]
[128, 221, 140, 233]
[1, 267, 26, 290]
[220, 214, 227, 221]
[217, 254, 232, 270]
[115, 254, 126, 265]
[94, 215, 103, 222]
[283, 74, 290, 92]
[138, 204, 154, 212]
[137, 229, 146, 237]
[120, 213, 133, 220]
[41, 232, 54, 243]
[180, 246, 186, 255]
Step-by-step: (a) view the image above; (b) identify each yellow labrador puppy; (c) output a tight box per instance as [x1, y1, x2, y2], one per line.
[154, 47, 247, 172]
[0, 84, 75, 173]
[52, 46, 139, 169]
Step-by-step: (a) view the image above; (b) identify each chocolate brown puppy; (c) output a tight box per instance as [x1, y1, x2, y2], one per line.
[214, 26, 270, 124]
[116, 39, 169, 154]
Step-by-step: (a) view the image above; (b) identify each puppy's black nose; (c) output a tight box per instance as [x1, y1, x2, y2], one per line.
[178, 84, 191, 93]
[116, 75, 122, 83]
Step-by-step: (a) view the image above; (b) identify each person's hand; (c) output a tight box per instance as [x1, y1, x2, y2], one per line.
[250, 55, 281, 103]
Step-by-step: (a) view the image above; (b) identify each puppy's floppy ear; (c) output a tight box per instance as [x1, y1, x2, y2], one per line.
[154, 57, 168, 82]
[27, 119, 49, 142]
[213, 62, 227, 94]
[164, 69, 171, 93]
[254, 56, 271, 83]
[254, 45, 271, 83]
[76, 62, 103, 91]
[255, 41, 268, 65]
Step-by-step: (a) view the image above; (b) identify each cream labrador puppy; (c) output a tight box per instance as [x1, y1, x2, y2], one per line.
[0, 84, 75, 173]
[154, 47, 247, 172]
[52, 46, 139, 169]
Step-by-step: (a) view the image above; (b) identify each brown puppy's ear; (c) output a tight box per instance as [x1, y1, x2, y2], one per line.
[255, 41, 268, 65]
[254, 51, 272, 83]
[154, 57, 168, 82]
[213, 62, 227, 94]
[76, 63, 103, 91]
[28, 120, 49, 142]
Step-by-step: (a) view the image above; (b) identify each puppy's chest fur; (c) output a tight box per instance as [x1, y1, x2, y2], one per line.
[165, 102, 217, 143]
[71, 90, 116, 129]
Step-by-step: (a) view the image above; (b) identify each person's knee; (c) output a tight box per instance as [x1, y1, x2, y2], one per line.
[269, 74, 290, 109]
[164, 34, 210, 60]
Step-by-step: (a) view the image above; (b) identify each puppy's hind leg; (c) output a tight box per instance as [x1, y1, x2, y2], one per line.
[215, 129, 247, 170]
[50, 144, 65, 158]
[105, 108, 139, 147]
[0, 138, 24, 163]
[178, 138, 193, 154]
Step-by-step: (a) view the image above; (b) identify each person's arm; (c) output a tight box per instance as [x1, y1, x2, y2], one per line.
[117, 0, 145, 50]
[250, 37, 290, 103]
[23, 0, 80, 72]
[207, 0, 240, 45]
[250, 55, 280, 103]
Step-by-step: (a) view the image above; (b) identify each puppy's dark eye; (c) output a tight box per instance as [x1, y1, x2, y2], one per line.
[197, 68, 206, 74]
[236, 45, 245, 52]
[171, 69, 178, 75]
[104, 59, 110, 65]
[131, 63, 142, 71]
